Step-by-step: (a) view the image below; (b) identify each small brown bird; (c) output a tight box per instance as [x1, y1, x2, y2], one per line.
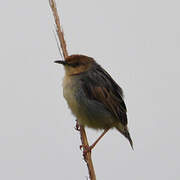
[55, 54, 133, 151]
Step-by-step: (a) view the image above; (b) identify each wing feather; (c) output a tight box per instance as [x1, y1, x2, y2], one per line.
[81, 64, 128, 125]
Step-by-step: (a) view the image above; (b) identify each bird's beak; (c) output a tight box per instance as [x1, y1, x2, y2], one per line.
[54, 60, 68, 66]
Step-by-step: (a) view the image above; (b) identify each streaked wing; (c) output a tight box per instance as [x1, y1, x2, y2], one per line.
[81, 64, 128, 126]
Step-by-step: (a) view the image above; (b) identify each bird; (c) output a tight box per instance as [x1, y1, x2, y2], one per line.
[55, 54, 133, 151]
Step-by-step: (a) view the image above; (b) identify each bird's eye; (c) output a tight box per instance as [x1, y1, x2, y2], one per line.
[71, 62, 80, 67]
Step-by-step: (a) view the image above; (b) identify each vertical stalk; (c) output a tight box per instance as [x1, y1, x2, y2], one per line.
[49, 1, 96, 179]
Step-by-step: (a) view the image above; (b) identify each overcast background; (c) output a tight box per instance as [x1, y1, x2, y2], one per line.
[0, 0, 180, 179]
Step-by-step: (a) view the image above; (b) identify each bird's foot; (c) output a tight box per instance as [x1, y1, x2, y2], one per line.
[74, 121, 80, 131]
[80, 144, 93, 156]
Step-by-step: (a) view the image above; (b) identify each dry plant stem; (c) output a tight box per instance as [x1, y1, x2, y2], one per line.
[49, 0, 68, 58]
[80, 125, 96, 180]
[49, 1, 96, 179]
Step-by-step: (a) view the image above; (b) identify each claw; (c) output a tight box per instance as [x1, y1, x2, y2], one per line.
[83, 146, 92, 156]
[74, 122, 80, 131]
[80, 144, 93, 156]
[79, 145, 83, 150]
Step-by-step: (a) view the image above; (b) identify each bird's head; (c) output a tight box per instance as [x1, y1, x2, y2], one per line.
[54, 54, 95, 75]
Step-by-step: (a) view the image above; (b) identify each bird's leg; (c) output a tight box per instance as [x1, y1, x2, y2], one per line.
[90, 128, 110, 149]
[81, 128, 110, 155]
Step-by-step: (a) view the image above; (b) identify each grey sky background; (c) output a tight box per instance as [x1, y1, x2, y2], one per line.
[0, 0, 180, 179]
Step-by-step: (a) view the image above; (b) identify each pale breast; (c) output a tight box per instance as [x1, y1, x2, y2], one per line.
[62, 75, 80, 117]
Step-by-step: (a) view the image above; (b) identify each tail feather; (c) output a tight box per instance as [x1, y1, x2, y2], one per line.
[116, 125, 134, 150]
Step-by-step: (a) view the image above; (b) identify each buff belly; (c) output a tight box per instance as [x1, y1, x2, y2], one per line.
[63, 75, 115, 129]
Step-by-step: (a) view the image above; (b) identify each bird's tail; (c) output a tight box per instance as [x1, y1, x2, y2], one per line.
[116, 124, 134, 150]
